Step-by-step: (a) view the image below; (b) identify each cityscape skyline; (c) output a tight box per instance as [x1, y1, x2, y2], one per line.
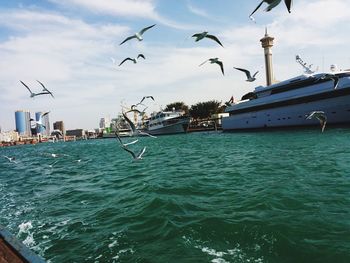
[1, 0, 349, 131]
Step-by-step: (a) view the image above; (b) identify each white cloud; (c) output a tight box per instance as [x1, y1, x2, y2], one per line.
[49, 0, 157, 19]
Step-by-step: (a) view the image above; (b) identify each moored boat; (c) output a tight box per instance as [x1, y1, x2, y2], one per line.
[222, 70, 350, 131]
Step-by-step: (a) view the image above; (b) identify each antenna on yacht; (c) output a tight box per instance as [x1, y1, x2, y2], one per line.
[296, 55, 316, 74]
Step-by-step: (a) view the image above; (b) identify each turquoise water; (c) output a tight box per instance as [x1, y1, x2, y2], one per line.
[1, 130, 350, 263]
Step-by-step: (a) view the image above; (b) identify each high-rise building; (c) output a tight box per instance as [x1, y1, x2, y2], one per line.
[99, 117, 111, 129]
[15, 110, 31, 136]
[53, 121, 65, 135]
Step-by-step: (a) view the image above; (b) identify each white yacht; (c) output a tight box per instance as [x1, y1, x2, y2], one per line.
[222, 70, 350, 131]
[143, 110, 190, 135]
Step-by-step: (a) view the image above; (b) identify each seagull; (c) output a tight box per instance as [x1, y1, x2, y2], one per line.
[3, 155, 17, 163]
[20, 80, 51, 98]
[119, 54, 146, 66]
[192, 32, 224, 47]
[234, 67, 259, 82]
[249, 0, 292, 20]
[122, 112, 157, 138]
[315, 73, 339, 89]
[36, 111, 50, 130]
[306, 111, 327, 132]
[36, 80, 54, 98]
[122, 145, 146, 160]
[199, 58, 224, 76]
[120, 24, 156, 45]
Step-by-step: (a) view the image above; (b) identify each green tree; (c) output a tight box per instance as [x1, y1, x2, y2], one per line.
[189, 100, 223, 120]
[164, 101, 189, 115]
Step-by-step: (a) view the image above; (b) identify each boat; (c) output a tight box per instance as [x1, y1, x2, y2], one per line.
[142, 110, 190, 135]
[0, 225, 46, 263]
[222, 70, 350, 131]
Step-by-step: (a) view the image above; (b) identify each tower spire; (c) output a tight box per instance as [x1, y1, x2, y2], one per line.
[260, 28, 275, 86]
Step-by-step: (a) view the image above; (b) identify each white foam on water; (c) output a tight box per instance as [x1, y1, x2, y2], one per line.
[18, 221, 33, 234]
[108, 240, 118, 248]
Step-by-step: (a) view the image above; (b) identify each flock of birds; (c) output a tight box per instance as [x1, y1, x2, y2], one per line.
[3, 0, 334, 162]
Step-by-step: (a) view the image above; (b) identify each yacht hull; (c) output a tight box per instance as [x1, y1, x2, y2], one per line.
[147, 119, 190, 135]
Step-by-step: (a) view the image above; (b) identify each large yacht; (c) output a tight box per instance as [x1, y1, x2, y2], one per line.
[143, 110, 190, 135]
[222, 70, 350, 131]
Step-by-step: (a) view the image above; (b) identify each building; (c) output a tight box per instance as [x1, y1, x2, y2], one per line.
[99, 117, 111, 129]
[0, 131, 19, 142]
[66, 129, 85, 138]
[53, 121, 65, 135]
[15, 110, 31, 136]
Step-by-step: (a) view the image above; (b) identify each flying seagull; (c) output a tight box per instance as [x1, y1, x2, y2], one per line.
[306, 111, 327, 132]
[20, 80, 52, 98]
[119, 54, 145, 66]
[234, 67, 259, 82]
[192, 32, 224, 47]
[250, 0, 292, 20]
[199, 58, 224, 76]
[36, 111, 50, 130]
[315, 73, 339, 89]
[36, 80, 54, 98]
[120, 24, 156, 45]
[122, 112, 157, 138]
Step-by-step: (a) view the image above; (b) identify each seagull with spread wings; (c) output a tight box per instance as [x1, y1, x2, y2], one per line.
[199, 58, 224, 76]
[119, 54, 145, 66]
[192, 32, 224, 47]
[120, 24, 156, 45]
[20, 80, 52, 98]
[234, 67, 259, 82]
[250, 0, 292, 20]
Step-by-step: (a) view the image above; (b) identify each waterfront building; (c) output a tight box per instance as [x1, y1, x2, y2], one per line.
[66, 129, 85, 138]
[15, 110, 31, 136]
[0, 131, 19, 142]
[53, 121, 65, 135]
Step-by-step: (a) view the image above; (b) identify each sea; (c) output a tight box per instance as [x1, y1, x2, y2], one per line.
[0, 129, 349, 263]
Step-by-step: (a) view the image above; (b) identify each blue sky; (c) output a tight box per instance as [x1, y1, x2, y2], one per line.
[1, 0, 350, 130]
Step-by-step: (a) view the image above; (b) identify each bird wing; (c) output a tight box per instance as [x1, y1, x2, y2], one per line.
[284, 0, 292, 13]
[125, 109, 141, 114]
[192, 33, 203, 41]
[120, 35, 137, 45]
[122, 112, 136, 132]
[332, 75, 339, 89]
[199, 59, 209, 67]
[41, 111, 50, 118]
[249, 0, 264, 17]
[216, 61, 224, 75]
[206, 34, 224, 47]
[139, 131, 157, 138]
[37, 80, 54, 98]
[123, 139, 139, 146]
[119, 58, 134, 66]
[137, 147, 146, 159]
[122, 146, 137, 159]
[234, 67, 251, 79]
[253, 71, 259, 78]
[139, 24, 156, 35]
[114, 131, 124, 145]
[137, 54, 145, 60]
[20, 80, 34, 95]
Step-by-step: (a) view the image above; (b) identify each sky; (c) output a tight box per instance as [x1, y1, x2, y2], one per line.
[1, 0, 350, 131]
